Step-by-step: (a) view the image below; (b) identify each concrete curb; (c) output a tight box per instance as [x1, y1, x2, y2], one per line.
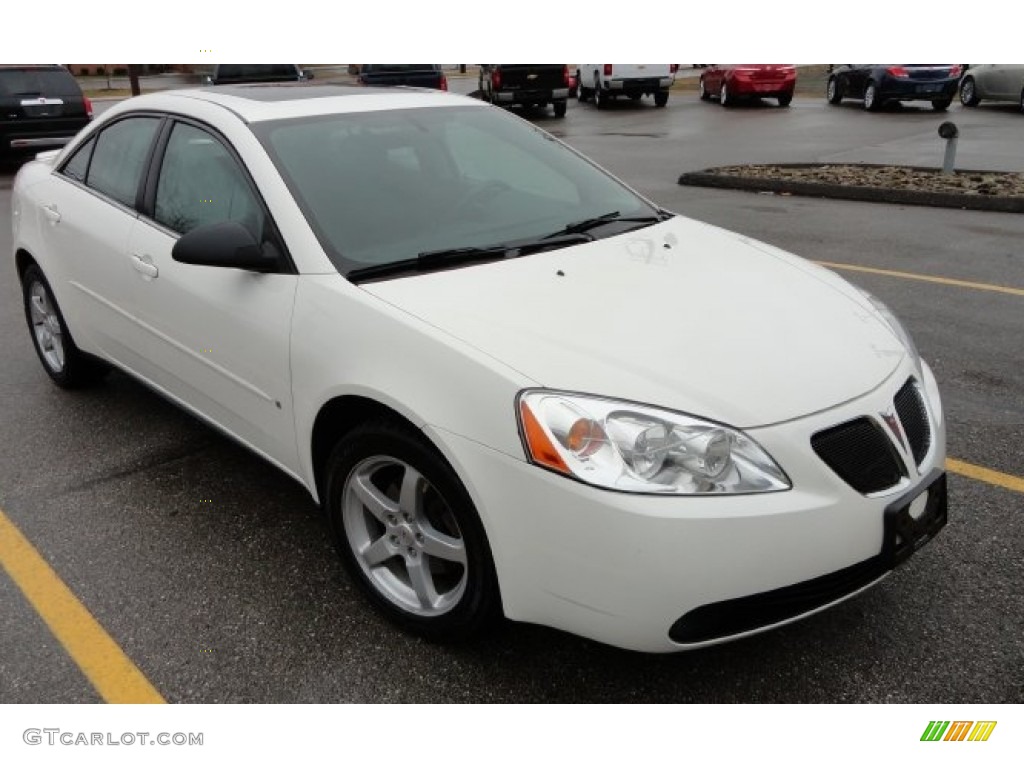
[678, 164, 1024, 214]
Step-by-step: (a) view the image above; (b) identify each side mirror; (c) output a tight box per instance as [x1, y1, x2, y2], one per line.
[172, 221, 277, 272]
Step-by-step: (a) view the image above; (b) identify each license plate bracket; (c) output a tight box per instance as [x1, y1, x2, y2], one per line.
[882, 469, 947, 568]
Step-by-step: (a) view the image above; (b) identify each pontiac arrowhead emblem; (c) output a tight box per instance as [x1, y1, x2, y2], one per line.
[880, 411, 907, 451]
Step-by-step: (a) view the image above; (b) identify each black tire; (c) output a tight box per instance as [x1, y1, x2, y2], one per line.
[826, 76, 842, 104]
[931, 97, 952, 112]
[863, 80, 882, 111]
[552, 99, 567, 117]
[21, 263, 108, 389]
[576, 71, 589, 102]
[719, 81, 733, 107]
[594, 82, 608, 110]
[777, 92, 793, 107]
[324, 420, 501, 642]
[698, 77, 711, 101]
[959, 76, 980, 107]
[654, 90, 669, 107]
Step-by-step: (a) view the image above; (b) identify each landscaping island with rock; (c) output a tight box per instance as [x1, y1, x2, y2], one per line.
[678, 163, 1024, 213]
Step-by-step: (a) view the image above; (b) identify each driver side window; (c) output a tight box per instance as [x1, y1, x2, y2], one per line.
[154, 122, 265, 240]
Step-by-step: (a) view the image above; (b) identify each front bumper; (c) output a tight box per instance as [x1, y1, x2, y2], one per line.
[428, 359, 946, 653]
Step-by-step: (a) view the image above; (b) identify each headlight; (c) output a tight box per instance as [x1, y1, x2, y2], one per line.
[860, 289, 921, 373]
[517, 391, 791, 495]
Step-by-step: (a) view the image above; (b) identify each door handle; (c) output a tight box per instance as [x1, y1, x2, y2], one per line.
[42, 204, 61, 224]
[130, 254, 159, 279]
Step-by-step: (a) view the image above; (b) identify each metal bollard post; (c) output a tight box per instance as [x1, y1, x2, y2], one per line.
[938, 122, 959, 175]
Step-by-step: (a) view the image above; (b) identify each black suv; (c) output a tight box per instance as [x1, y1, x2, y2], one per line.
[478, 65, 570, 117]
[0, 65, 92, 161]
[356, 65, 447, 90]
[205, 64, 312, 86]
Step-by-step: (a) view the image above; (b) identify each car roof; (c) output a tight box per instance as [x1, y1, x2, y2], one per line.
[114, 84, 484, 124]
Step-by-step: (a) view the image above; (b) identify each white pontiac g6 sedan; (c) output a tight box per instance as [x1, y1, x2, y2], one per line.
[10, 84, 947, 652]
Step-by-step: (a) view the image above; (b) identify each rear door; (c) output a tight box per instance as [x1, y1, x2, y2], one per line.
[36, 115, 163, 358]
[123, 118, 300, 472]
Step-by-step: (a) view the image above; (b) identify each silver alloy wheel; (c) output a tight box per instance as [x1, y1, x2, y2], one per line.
[864, 83, 876, 110]
[342, 455, 467, 617]
[960, 78, 974, 105]
[28, 280, 65, 373]
[699, 78, 705, 99]
[827, 78, 836, 102]
[720, 82, 728, 105]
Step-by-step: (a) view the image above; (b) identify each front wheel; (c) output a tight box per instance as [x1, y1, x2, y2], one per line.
[576, 71, 590, 102]
[21, 263, 107, 389]
[698, 77, 711, 101]
[325, 421, 501, 641]
[552, 99, 567, 117]
[931, 97, 952, 112]
[654, 90, 669, 107]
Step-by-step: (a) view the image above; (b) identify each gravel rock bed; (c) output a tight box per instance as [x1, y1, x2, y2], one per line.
[711, 164, 1024, 197]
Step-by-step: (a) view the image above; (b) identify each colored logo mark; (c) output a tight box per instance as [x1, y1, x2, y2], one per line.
[921, 721, 997, 742]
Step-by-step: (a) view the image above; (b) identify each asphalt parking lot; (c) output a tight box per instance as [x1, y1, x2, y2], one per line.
[1, 90, 1022, 703]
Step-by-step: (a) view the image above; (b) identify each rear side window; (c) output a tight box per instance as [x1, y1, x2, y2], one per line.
[0, 67, 82, 97]
[86, 117, 160, 207]
[62, 137, 95, 183]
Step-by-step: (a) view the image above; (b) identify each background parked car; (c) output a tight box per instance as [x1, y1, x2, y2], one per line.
[205, 64, 311, 86]
[478, 65, 570, 117]
[0, 65, 92, 162]
[959, 64, 1024, 112]
[826, 65, 961, 111]
[576, 64, 676, 109]
[699, 65, 797, 107]
[357, 65, 448, 90]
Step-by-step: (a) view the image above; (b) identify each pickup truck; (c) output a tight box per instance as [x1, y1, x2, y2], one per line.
[478, 65, 570, 117]
[576, 64, 677, 108]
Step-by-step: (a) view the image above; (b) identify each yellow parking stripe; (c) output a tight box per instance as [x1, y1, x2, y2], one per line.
[0, 509, 165, 704]
[947, 459, 1024, 494]
[814, 261, 1024, 298]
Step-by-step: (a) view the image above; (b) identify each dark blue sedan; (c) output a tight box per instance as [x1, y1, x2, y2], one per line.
[826, 65, 962, 111]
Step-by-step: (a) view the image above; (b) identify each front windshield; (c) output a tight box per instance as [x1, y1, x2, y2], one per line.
[252, 104, 657, 274]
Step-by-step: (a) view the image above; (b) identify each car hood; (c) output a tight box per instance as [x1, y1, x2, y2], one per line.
[361, 217, 906, 428]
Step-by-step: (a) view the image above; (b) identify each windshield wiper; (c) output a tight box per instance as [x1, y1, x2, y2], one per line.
[544, 210, 673, 239]
[347, 233, 592, 283]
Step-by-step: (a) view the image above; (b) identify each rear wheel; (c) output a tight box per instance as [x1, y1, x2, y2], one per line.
[720, 81, 733, 107]
[654, 90, 669, 107]
[552, 99, 567, 117]
[594, 81, 608, 110]
[325, 421, 501, 641]
[778, 92, 792, 107]
[931, 97, 952, 111]
[21, 263, 107, 389]
[863, 80, 881, 111]
[959, 76, 980, 106]
[576, 70, 589, 102]
[826, 76, 842, 104]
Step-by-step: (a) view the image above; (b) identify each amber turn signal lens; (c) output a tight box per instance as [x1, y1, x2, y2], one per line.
[566, 418, 605, 458]
[520, 402, 569, 473]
